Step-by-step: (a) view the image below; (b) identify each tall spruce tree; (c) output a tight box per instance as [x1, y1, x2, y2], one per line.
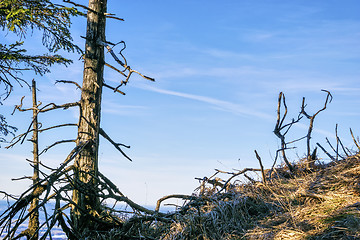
[0, 0, 82, 142]
[0, 0, 82, 97]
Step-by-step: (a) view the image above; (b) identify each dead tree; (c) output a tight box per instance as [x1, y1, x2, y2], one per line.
[273, 92, 302, 172]
[28, 80, 40, 239]
[1, 80, 41, 239]
[0, 0, 160, 237]
[70, 0, 107, 230]
[2, 0, 155, 237]
[300, 90, 332, 169]
[70, 0, 154, 231]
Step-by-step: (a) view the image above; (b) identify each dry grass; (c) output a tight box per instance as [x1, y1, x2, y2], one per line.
[94, 154, 360, 239]
[245, 154, 360, 240]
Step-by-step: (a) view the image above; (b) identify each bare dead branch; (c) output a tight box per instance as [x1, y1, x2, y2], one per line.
[155, 194, 199, 212]
[243, 173, 256, 184]
[97, 172, 160, 216]
[11, 176, 32, 181]
[298, 192, 326, 201]
[62, 0, 92, 12]
[63, 0, 124, 21]
[105, 14, 125, 21]
[5, 132, 29, 148]
[286, 136, 307, 145]
[39, 139, 76, 156]
[103, 82, 126, 95]
[300, 90, 332, 168]
[0, 191, 18, 201]
[254, 150, 266, 185]
[273, 92, 299, 172]
[215, 168, 261, 195]
[105, 62, 127, 77]
[39, 101, 80, 113]
[6, 124, 77, 149]
[56, 80, 82, 90]
[99, 128, 132, 161]
[9, 95, 79, 147]
[12, 96, 28, 114]
[96, 39, 155, 93]
[316, 143, 335, 161]
[325, 137, 345, 160]
[0, 141, 89, 239]
[39, 123, 78, 133]
[350, 128, 360, 151]
[338, 135, 350, 157]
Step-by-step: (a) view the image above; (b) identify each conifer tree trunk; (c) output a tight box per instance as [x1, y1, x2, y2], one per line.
[71, 0, 107, 231]
[28, 79, 39, 239]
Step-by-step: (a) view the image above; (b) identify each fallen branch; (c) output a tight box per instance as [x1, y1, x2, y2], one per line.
[155, 194, 200, 212]
[215, 168, 261, 195]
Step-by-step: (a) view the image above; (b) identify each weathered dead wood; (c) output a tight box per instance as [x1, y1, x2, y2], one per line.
[38, 123, 78, 132]
[39, 102, 80, 113]
[335, 124, 340, 160]
[273, 92, 302, 172]
[243, 173, 257, 184]
[300, 90, 332, 169]
[39, 139, 76, 156]
[0, 141, 89, 239]
[99, 128, 132, 161]
[350, 128, 360, 151]
[337, 135, 351, 157]
[63, 0, 124, 21]
[97, 40, 155, 92]
[97, 172, 159, 216]
[27, 80, 40, 239]
[71, 1, 108, 230]
[56, 80, 82, 89]
[155, 194, 199, 212]
[103, 82, 126, 95]
[325, 137, 345, 160]
[7, 96, 79, 148]
[255, 150, 266, 185]
[214, 168, 261, 195]
[297, 192, 326, 202]
[316, 142, 336, 161]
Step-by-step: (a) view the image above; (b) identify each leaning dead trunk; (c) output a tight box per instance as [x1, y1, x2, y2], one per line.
[71, 0, 107, 231]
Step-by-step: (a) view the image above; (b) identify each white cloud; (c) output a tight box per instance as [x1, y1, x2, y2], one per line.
[102, 101, 147, 116]
[141, 86, 273, 120]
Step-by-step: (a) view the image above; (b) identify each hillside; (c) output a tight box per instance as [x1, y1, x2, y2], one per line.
[102, 154, 360, 239]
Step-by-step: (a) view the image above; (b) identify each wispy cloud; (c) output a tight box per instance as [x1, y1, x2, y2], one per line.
[152, 64, 352, 95]
[102, 100, 147, 116]
[139, 85, 355, 143]
[142, 86, 273, 120]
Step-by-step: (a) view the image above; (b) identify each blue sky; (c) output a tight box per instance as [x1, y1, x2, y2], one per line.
[1, 0, 360, 206]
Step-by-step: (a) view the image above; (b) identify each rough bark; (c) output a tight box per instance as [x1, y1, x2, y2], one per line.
[71, 0, 107, 231]
[28, 79, 40, 239]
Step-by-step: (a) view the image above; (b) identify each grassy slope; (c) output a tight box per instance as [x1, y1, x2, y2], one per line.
[245, 154, 360, 240]
[150, 156, 359, 239]
[97, 154, 360, 239]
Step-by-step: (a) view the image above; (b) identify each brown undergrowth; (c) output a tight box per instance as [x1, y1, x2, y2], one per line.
[96, 154, 360, 240]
